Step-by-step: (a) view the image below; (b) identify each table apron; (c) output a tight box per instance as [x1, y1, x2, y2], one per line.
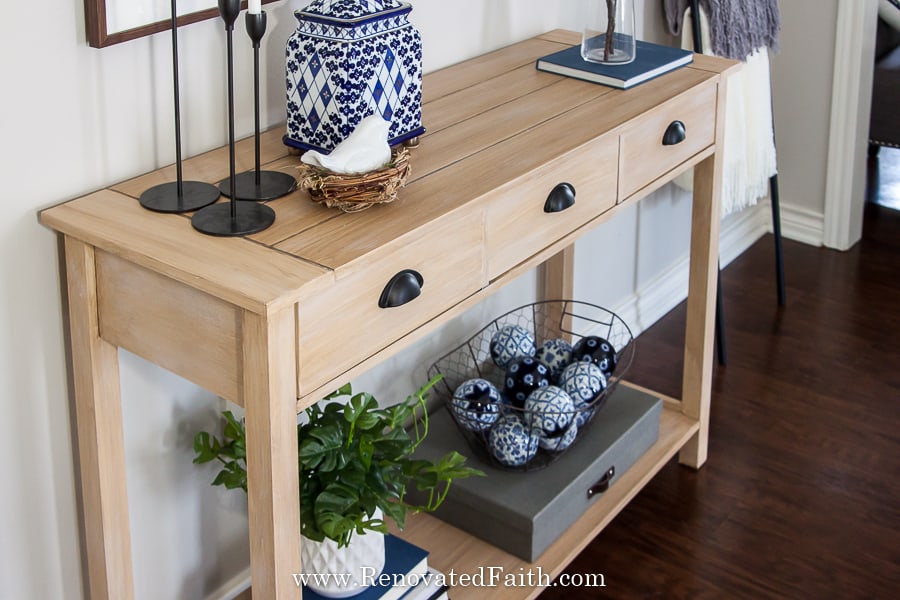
[96, 249, 251, 406]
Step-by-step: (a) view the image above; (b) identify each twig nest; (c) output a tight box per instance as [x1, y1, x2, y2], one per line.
[297, 147, 411, 213]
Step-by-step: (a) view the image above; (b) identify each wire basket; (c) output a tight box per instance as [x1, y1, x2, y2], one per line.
[427, 300, 634, 471]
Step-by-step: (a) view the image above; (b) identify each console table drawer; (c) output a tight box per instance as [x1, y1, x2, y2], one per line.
[618, 82, 717, 199]
[485, 134, 618, 279]
[296, 210, 486, 396]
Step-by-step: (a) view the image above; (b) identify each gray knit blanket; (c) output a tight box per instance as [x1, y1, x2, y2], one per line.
[663, 0, 781, 60]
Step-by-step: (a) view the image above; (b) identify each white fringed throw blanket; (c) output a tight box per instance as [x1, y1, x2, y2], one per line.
[664, 1, 780, 216]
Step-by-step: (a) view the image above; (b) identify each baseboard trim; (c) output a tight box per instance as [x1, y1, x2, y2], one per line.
[779, 202, 826, 247]
[205, 567, 251, 600]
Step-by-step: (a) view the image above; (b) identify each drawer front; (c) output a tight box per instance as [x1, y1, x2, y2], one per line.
[485, 135, 619, 280]
[618, 82, 717, 200]
[297, 210, 486, 396]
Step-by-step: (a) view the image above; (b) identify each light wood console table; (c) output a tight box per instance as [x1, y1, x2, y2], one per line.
[41, 30, 737, 600]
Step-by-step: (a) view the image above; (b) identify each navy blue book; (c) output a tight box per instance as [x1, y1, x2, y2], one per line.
[536, 39, 693, 89]
[400, 567, 450, 600]
[300, 534, 428, 600]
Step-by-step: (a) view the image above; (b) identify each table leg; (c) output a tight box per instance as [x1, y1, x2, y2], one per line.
[540, 245, 576, 341]
[242, 307, 302, 598]
[64, 237, 135, 600]
[679, 148, 725, 468]
[542, 244, 575, 301]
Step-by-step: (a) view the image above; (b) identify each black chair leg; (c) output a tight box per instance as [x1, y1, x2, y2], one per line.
[770, 173, 786, 306]
[689, 0, 703, 53]
[715, 264, 726, 366]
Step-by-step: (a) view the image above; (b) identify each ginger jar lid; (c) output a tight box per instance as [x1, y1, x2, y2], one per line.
[298, 0, 409, 23]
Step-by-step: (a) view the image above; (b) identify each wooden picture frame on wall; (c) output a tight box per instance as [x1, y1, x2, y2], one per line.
[85, 0, 280, 48]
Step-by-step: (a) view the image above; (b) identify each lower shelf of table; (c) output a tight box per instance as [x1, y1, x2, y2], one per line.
[392, 390, 699, 600]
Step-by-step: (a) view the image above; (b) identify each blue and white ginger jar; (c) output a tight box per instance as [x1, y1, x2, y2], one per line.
[285, 0, 425, 153]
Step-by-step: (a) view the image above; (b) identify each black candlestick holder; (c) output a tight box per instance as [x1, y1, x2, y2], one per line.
[218, 10, 297, 201]
[193, 0, 275, 237]
[141, 0, 220, 213]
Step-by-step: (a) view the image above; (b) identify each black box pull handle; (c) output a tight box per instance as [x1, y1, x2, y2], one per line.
[662, 120, 686, 146]
[378, 269, 424, 308]
[587, 466, 616, 498]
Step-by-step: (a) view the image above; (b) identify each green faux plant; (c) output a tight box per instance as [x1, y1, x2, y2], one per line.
[193, 375, 483, 547]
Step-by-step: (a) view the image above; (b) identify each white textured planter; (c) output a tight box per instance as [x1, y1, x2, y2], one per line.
[300, 512, 386, 598]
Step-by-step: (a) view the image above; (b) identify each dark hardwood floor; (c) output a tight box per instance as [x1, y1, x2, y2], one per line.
[541, 165, 900, 598]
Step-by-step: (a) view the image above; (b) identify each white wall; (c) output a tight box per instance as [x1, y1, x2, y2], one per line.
[768, 0, 839, 246]
[768, 0, 879, 250]
[0, 1, 737, 598]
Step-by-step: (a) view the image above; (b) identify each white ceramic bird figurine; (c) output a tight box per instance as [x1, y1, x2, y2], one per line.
[300, 114, 392, 175]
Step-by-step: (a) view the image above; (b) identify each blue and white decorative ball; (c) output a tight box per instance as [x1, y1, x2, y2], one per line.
[489, 324, 536, 370]
[559, 361, 607, 427]
[572, 335, 618, 377]
[535, 338, 573, 381]
[503, 356, 551, 408]
[538, 421, 579, 452]
[488, 414, 539, 467]
[524, 386, 575, 436]
[451, 378, 503, 432]
[573, 406, 595, 429]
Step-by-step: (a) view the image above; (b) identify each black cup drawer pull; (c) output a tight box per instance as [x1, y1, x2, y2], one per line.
[662, 120, 686, 146]
[378, 269, 424, 308]
[586, 466, 616, 498]
[544, 182, 576, 213]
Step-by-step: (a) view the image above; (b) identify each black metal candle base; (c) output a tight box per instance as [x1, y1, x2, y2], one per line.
[139, 181, 220, 213]
[218, 170, 296, 201]
[190, 201, 275, 236]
